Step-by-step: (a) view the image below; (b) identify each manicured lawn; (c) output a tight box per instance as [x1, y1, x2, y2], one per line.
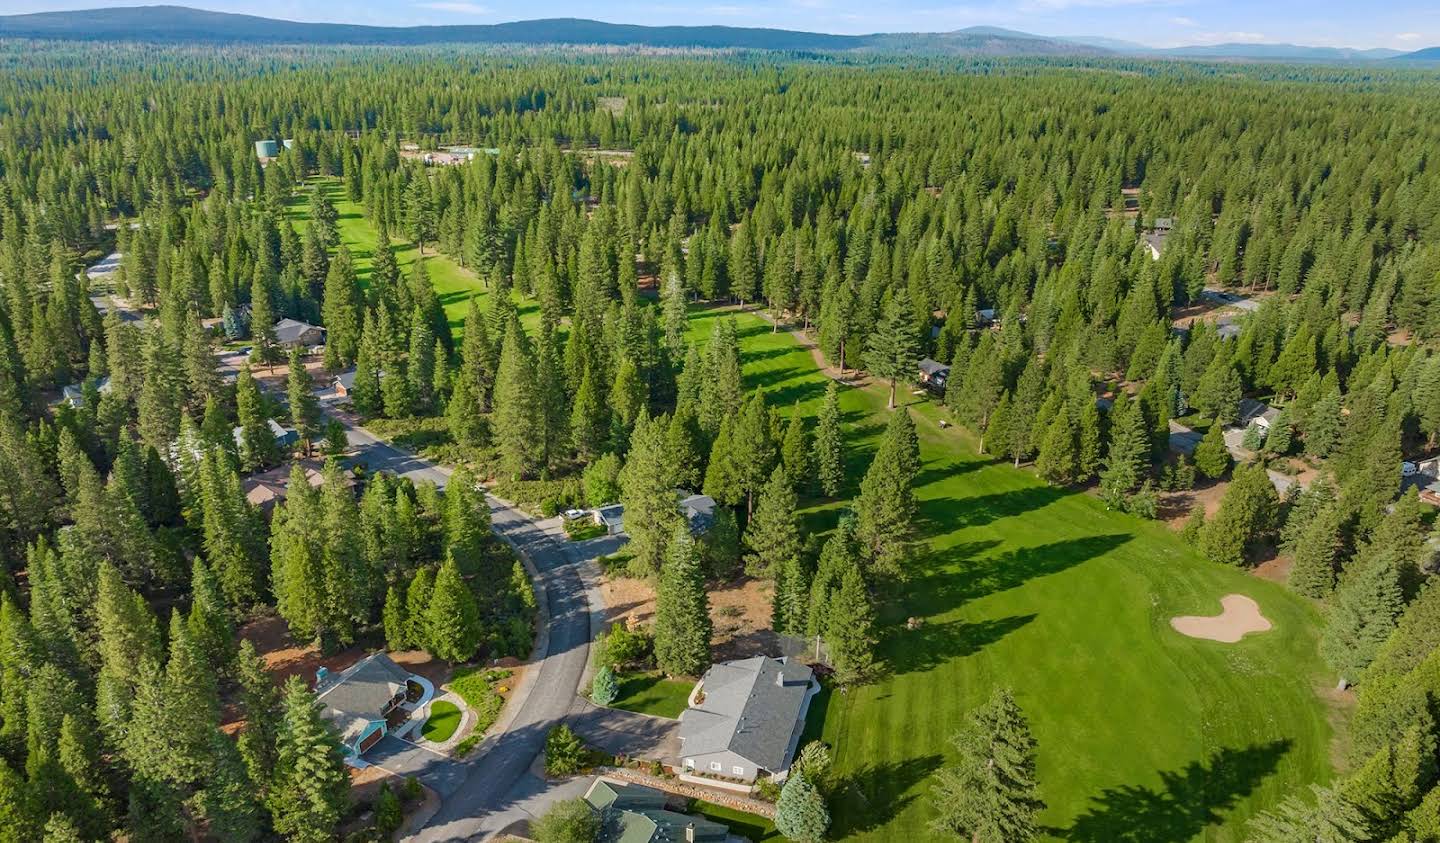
[420, 700, 461, 743]
[685, 307, 1337, 842]
[284, 178, 542, 342]
[609, 671, 693, 720]
[689, 800, 781, 841]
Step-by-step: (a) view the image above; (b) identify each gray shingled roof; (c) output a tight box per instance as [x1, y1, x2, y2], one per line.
[678, 656, 814, 773]
[316, 653, 411, 743]
[274, 317, 322, 345]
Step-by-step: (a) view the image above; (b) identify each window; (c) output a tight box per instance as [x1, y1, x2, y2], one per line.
[733, 766, 745, 776]
[684, 758, 694, 769]
[709, 761, 722, 772]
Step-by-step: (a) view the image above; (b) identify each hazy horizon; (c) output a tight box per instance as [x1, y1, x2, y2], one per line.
[5, 0, 1438, 51]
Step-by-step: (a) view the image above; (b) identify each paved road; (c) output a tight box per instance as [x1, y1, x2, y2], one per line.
[413, 498, 596, 842]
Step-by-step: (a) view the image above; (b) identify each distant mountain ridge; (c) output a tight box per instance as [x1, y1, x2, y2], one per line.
[0, 5, 1433, 61]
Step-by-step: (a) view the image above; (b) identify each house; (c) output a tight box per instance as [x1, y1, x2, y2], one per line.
[315, 653, 432, 757]
[918, 358, 950, 393]
[273, 318, 325, 348]
[255, 139, 278, 159]
[679, 493, 717, 534]
[1236, 399, 1282, 432]
[594, 504, 625, 535]
[678, 656, 819, 785]
[1143, 230, 1167, 261]
[1167, 420, 1204, 456]
[241, 458, 354, 514]
[975, 308, 997, 326]
[582, 779, 728, 843]
[333, 369, 357, 398]
[58, 376, 113, 408]
[232, 418, 300, 452]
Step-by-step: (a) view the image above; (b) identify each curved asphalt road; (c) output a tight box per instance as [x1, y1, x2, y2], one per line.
[317, 396, 600, 841]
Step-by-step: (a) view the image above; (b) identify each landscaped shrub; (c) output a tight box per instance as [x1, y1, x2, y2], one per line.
[591, 665, 619, 705]
[596, 624, 653, 670]
[374, 784, 402, 836]
[544, 725, 587, 777]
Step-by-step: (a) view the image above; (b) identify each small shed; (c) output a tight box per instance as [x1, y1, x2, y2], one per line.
[594, 504, 625, 535]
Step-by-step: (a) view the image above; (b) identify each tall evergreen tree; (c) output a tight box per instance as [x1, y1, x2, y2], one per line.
[424, 556, 482, 663]
[929, 687, 1045, 843]
[854, 408, 921, 576]
[744, 465, 800, 580]
[653, 526, 711, 677]
[815, 381, 846, 497]
[866, 291, 920, 409]
[269, 677, 350, 843]
[619, 414, 680, 578]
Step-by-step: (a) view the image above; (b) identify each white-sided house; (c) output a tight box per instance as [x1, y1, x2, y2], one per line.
[315, 653, 433, 758]
[678, 656, 819, 786]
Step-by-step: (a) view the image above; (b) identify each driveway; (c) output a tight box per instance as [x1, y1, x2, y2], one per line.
[368, 736, 469, 798]
[570, 700, 682, 764]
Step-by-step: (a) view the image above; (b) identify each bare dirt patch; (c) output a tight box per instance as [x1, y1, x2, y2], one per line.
[1171, 594, 1273, 643]
[599, 574, 777, 661]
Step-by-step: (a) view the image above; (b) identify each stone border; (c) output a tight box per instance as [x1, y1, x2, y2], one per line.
[600, 768, 776, 818]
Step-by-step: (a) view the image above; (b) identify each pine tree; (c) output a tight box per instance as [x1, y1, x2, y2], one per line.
[383, 583, 409, 651]
[269, 676, 350, 843]
[660, 270, 688, 359]
[235, 364, 279, 471]
[1248, 785, 1373, 843]
[406, 566, 437, 653]
[494, 316, 542, 478]
[773, 553, 810, 636]
[199, 450, 266, 609]
[620, 414, 680, 578]
[929, 687, 1045, 843]
[286, 346, 321, 455]
[826, 560, 876, 685]
[1193, 421, 1231, 479]
[1099, 397, 1149, 509]
[234, 639, 282, 786]
[1035, 406, 1079, 485]
[744, 465, 800, 580]
[250, 265, 279, 368]
[815, 381, 846, 497]
[780, 411, 810, 491]
[1288, 505, 1346, 598]
[1201, 463, 1279, 567]
[1322, 553, 1407, 685]
[191, 729, 264, 843]
[653, 526, 711, 677]
[854, 408, 920, 577]
[425, 556, 483, 663]
[775, 771, 830, 843]
[866, 290, 920, 409]
[321, 246, 361, 369]
[187, 557, 236, 671]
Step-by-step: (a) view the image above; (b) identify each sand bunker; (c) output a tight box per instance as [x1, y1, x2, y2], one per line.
[1170, 594, 1272, 643]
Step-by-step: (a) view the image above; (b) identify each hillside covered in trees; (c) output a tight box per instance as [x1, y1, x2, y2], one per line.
[1, 40, 1440, 840]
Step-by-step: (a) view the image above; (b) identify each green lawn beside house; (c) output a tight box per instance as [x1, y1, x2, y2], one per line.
[609, 672, 694, 720]
[689, 800, 781, 841]
[684, 307, 1337, 842]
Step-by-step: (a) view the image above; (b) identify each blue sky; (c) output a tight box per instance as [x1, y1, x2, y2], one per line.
[12, 0, 1440, 49]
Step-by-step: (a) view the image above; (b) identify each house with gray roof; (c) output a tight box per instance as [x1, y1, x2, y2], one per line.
[679, 492, 717, 535]
[582, 779, 728, 843]
[678, 656, 818, 785]
[273, 317, 325, 348]
[315, 652, 432, 757]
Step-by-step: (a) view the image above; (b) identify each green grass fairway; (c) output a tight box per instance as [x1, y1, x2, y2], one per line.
[609, 671, 693, 719]
[284, 178, 540, 341]
[421, 700, 461, 743]
[684, 307, 1336, 842]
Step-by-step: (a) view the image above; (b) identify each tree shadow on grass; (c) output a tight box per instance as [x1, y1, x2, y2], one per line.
[908, 533, 1133, 611]
[831, 754, 945, 836]
[1058, 739, 1293, 842]
[884, 613, 1037, 675]
[916, 484, 1070, 536]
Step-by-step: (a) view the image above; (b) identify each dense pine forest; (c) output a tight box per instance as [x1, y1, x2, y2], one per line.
[3, 39, 1440, 841]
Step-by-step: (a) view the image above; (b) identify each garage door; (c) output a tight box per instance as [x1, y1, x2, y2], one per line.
[359, 727, 385, 754]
